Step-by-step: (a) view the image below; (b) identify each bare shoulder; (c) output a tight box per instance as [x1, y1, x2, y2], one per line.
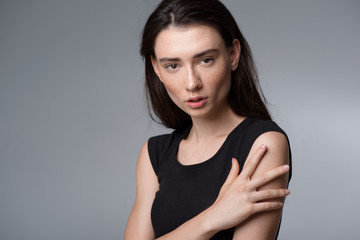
[137, 140, 151, 169]
[136, 140, 159, 195]
[249, 131, 289, 167]
[246, 131, 290, 186]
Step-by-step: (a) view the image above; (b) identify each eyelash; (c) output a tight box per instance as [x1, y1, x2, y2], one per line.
[165, 64, 179, 70]
[164, 57, 214, 71]
[199, 57, 214, 65]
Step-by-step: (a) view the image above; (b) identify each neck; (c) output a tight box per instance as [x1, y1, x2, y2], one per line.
[188, 105, 245, 144]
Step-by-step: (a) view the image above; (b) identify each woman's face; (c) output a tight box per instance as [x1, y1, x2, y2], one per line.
[151, 25, 240, 119]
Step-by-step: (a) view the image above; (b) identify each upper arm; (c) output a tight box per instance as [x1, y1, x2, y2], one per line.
[124, 141, 159, 240]
[233, 131, 290, 240]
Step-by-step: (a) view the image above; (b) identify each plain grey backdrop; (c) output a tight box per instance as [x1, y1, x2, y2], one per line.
[1, 0, 359, 239]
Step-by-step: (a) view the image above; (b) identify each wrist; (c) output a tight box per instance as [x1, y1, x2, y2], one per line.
[197, 206, 221, 236]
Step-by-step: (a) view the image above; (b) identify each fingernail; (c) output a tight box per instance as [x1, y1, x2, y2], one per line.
[282, 165, 289, 171]
[285, 189, 290, 194]
[260, 144, 266, 150]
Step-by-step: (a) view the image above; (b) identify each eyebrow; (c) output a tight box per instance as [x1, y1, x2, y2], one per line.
[158, 48, 219, 63]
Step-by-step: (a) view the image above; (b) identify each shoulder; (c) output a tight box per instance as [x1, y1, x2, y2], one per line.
[147, 132, 174, 174]
[148, 126, 189, 147]
[148, 127, 190, 174]
[244, 118, 287, 137]
[136, 140, 159, 193]
[253, 131, 289, 165]
[248, 132, 291, 185]
[244, 118, 291, 181]
[148, 132, 174, 152]
[244, 118, 290, 160]
[136, 140, 152, 178]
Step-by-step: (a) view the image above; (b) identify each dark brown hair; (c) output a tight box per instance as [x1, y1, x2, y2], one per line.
[140, 0, 271, 129]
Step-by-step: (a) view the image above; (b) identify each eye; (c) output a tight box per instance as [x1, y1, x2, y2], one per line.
[199, 57, 214, 65]
[165, 63, 179, 71]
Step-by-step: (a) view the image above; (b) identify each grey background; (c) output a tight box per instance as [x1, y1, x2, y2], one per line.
[1, 0, 359, 239]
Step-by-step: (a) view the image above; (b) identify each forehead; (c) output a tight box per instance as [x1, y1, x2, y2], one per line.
[154, 25, 226, 58]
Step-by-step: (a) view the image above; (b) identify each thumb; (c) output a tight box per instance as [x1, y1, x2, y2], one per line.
[223, 158, 240, 185]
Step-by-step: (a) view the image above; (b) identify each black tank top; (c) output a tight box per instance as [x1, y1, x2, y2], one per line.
[148, 118, 292, 239]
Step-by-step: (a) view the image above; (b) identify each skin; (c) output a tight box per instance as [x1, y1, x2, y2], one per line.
[124, 25, 290, 239]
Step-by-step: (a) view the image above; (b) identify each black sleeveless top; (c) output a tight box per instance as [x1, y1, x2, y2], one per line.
[148, 118, 292, 239]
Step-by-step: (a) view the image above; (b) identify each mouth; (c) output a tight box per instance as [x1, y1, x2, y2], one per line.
[187, 96, 206, 102]
[186, 96, 208, 108]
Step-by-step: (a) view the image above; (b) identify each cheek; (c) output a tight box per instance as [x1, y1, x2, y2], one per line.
[159, 74, 184, 103]
[208, 63, 232, 93]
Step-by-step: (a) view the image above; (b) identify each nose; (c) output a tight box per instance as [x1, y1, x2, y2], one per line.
[185, 67, 202, 91]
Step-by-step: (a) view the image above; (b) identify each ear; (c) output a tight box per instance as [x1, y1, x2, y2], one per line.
[229, 39, 241, 71]
[151, 55, 162, 81]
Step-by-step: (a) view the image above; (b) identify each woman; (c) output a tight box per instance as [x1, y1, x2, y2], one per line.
[124, 0, 292, 239]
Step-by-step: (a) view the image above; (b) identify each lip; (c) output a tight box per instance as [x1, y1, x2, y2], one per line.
[186, 96, 208, 108]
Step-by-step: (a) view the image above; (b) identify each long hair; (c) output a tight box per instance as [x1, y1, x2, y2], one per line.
[140, 0, 271, 129]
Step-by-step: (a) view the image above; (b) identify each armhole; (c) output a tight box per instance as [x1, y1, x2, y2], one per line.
[147, 137, 159, 176]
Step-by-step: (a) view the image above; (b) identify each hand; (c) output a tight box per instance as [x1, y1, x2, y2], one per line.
[207, 144, 290, 232]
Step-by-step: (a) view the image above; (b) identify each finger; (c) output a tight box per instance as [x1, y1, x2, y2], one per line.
[250, 189, 290, 202]
[243, 144, 266, 169]
[249, 165, 290, 189]
[239, 144, 267, 180]
[223, 158, 240, 185]
[251, 201, 284, 214]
